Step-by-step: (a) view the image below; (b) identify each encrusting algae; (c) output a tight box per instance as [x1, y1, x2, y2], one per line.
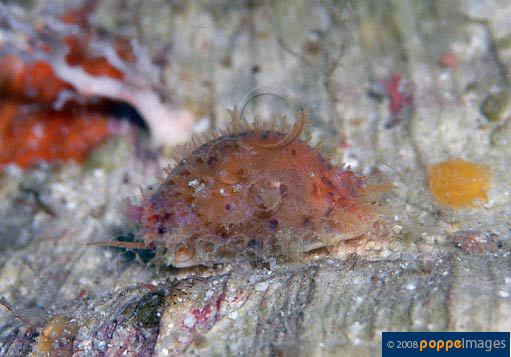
[90, 108, 390, 267]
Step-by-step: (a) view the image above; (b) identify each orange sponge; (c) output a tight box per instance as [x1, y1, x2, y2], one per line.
[428, 159, 491, 208]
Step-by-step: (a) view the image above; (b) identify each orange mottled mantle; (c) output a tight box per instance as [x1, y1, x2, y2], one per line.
[91, 109, 387, 267]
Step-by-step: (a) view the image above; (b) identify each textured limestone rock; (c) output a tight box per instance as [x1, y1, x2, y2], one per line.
[1, 0, 510, 356]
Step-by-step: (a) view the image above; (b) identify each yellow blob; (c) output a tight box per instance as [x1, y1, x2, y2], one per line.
[36, 316, 79, 354]
[428, 159, 491, 208]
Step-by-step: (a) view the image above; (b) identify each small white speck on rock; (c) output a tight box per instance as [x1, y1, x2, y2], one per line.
[205, 289, 214, 299]
[183, 315, 196, 328]
[255, 282, 269, 292]
[497, 290, 509, 298]
[405, 282, 416, 291]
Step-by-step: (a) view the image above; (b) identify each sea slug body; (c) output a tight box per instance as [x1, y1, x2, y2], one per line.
[94, 109, 385, 267]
